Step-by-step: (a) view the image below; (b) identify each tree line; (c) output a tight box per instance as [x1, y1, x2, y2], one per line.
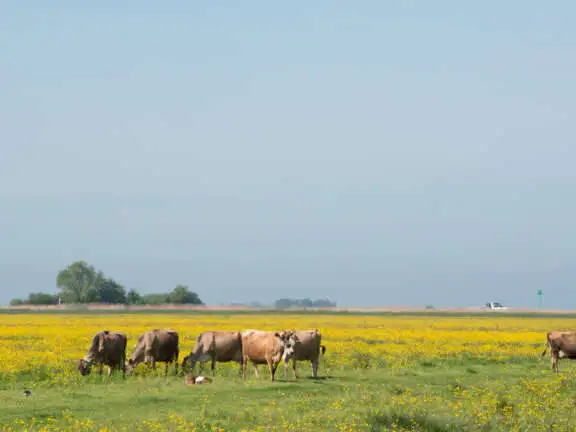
[274, 297, 336, 309]
[9, 260, 203, 306]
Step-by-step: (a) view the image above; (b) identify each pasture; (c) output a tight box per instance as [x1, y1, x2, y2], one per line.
[1, 311, 576, 431]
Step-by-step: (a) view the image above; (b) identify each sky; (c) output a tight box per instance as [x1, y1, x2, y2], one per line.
[0, 1, 575, 308]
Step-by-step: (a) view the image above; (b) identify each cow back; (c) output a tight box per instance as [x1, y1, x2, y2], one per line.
[212, 331, 242, 361]
[550, 332, 576, 355]
[291, 329, 322, 361]
[99, 331, 127, 366]
[242, 332, 283, 364]
[150, 329, 179, 361]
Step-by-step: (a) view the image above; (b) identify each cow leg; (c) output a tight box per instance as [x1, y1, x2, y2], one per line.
[99, 363, 103, 376]
[107, 366, 112, 379]
[238, 360, 243, 377]
[268, 360, 277, 382]
[211, 356, 216, 376]
[188, 359, 197, 374]
[165, 362, 169, 377]
[252, 364, 260, 379]
[552, 353, 559, 373]
[241, 357, 247, 379]
[292, 359, 298, 379]
[312, 358, 319, 378]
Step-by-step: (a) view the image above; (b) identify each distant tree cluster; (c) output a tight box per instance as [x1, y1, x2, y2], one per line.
[274, 297, 336, 309]
[9, 260, 203, 307]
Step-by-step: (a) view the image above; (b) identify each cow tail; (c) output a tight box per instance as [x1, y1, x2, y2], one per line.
[321, 345, 326, 355]
[541, 333, 551, 357]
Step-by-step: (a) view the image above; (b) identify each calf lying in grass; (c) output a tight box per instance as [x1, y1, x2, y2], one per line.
[185, 375, 213, 385]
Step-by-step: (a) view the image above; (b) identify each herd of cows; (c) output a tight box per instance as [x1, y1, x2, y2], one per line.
[76, 328, 576, 383]
[78, 328, 326, 382]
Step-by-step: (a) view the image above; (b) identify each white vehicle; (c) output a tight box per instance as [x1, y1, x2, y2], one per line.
[483, 302, 508, 310]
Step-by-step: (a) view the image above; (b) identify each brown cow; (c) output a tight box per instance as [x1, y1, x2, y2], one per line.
[182, 331, 243, 375]
[541, 331, 576, 373]
[78, 330, 127, 378]
[283, 329, 326, 379]
[241, 330, 297, 382]
[127, 329, 179, 376]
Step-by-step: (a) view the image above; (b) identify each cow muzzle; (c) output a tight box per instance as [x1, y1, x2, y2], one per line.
[78, 359, 92, 376]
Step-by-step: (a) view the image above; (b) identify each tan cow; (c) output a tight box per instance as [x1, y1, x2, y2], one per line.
[283, 329, 326, 379]
[541, 331, 576, 373]
[78, 330, 127, 378]
[182, 331, 243, 375]
[127, 329, 179, 376]
[241, 330, 297, 382]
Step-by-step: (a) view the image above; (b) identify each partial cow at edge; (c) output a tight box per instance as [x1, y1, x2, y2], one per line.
[541, 331, 576, 373]
[78, 330, 127, 378]
[182, 330, 243, 375]
[283, 328, 326, 379]
[241, 330, 297, 382]
[127, 329, 179, 376]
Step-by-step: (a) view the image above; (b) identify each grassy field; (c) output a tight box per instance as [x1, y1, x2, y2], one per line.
[1, 312, 576, 431]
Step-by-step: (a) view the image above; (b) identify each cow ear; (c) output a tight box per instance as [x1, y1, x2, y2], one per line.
[274, 332, 281, 338]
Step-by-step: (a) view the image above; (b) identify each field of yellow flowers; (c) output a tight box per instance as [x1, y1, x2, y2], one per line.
[1, 311, 576, 431]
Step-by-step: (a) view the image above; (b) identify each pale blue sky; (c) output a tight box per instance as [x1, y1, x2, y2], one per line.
[1, 1, 575, 307]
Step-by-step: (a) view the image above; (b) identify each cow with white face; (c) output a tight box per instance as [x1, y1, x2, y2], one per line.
[282, 328, 326, 379]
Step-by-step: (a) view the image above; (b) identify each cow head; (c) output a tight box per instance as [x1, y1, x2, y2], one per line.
[77, 359, 93, 376]
[276, 330, 298, 359]
[181, 354, 194, 372]
[126, 358, 138, 374]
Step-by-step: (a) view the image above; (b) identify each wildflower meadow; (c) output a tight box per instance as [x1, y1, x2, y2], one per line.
[1, 311, 576, 431]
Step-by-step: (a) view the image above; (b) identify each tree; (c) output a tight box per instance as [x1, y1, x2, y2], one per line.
[169, 285, 203, 305]
[141, 293, 171, 305]
[274, 297, 336, 309]
[98, 278, 127, 304]
[126, 289, 143, 305]
[56, 261, 101, 303]
[9, 298, 25, 306]
[274, 298, 292, 309]
[28, 292, 59, 305]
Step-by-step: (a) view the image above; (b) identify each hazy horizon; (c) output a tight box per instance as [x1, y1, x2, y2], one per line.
[1, 2, 575, 308]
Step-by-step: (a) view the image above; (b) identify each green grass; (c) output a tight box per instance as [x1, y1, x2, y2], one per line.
[2, 358, 576, 431]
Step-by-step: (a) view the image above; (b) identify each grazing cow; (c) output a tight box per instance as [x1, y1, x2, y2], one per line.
[127, 329, 179, 376]
[541, 331, 576, 373]
[283, 329, 326, 379]
[241, 330, 297, 382]
[78, 330, 127, 378]
[182, 331, 243, 375]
